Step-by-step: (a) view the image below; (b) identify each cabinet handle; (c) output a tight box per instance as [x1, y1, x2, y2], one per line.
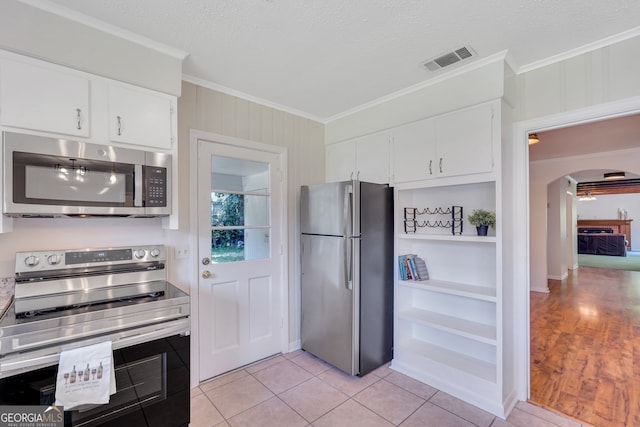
[116, 115, 122, 136]
[428, 160, 433, 175]
[76, 109, 82, 130]
[439, 157, 443, 173]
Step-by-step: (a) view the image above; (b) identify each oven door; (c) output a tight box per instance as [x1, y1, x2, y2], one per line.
[0, 334, 189, 427]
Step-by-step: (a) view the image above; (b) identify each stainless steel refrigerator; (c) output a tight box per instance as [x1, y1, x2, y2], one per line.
[300, 180, 393, 376]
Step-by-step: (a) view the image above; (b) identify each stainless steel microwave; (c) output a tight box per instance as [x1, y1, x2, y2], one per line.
[3, 132, 171, 217]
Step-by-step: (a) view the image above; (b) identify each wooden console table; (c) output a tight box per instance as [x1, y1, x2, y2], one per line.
[577, 219, 632, 249]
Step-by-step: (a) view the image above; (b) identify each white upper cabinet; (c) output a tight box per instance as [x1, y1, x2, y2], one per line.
[391, 117, 436, 183]
[355, 132, 390, 184]
[435, 102, 493, 178]
[392, 102, 495, 184]
[0, 58, 90, 137]
[325, 139, 356, 182]
[0, 52, 176, 152]
[326, 133, 390, 183]
[108, 84, 174, 150]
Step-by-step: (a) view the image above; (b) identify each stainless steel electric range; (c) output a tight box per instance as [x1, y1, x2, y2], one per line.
[0, 245, 190, 427]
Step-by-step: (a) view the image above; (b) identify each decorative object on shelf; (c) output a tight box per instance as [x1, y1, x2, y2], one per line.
[404, 206, 463, 235]
[398, 254, 429, 281]
[467, 209, 496, 236]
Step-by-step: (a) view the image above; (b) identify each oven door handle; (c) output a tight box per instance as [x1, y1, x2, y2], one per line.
[111, 318, 190, 350]
[0, 318, 190, 378]
[0, 352, 60, 373]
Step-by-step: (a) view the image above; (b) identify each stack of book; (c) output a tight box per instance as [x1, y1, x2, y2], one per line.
[398, 254, 429, 281]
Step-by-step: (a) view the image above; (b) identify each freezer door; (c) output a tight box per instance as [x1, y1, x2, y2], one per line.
[300, 234, 357, 375]
[300, 181, 357, 237]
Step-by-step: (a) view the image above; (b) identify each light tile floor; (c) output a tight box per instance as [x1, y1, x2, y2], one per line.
[191, 351, 591, 427]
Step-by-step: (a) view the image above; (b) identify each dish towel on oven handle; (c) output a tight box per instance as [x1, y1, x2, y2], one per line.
[55, 341, 116, 410]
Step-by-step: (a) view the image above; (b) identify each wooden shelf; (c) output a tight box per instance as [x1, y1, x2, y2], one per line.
[397, 279, 496, 302]
[398, 233, 496, 243]
[401, 338, 496, 383]
[398, 307, 496, 344]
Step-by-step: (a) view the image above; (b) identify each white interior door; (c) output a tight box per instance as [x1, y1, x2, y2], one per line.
[197, 139, 285, 381]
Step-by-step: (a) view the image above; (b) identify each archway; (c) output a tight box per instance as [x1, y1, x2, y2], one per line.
[513, 97, 640, 422]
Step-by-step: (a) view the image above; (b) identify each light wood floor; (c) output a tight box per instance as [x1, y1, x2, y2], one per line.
[530, 265, 640, 426]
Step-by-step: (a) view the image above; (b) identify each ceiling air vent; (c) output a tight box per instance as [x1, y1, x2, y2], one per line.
[423, 46, 475, 71]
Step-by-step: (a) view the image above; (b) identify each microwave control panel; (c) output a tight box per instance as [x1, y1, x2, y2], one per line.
[144, 166, 167, 207]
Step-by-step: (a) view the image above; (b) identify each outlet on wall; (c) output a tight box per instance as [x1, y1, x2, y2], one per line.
[175, 246, 190, 260]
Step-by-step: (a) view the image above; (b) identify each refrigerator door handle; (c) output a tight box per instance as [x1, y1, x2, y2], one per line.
[345, 237, 353, 290]
[344, 183, 354, 290]
[342, 183, 352, 238]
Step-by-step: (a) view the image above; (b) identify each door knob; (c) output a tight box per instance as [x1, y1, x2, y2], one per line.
[202, 270, 211, 279]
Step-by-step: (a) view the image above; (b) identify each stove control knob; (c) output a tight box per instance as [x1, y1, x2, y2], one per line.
[134, 249, 147, 259]
[24, 255, 40, 267]
[149, 248, 161, 258]
[47, 254, 62, 265]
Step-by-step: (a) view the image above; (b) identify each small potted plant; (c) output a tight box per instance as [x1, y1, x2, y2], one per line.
[467, 209, 496, 236]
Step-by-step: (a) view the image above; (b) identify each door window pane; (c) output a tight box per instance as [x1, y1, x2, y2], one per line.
[211, 229, 245, 263]
[210, 155, 271, 263]
[211, 193, 269, 227]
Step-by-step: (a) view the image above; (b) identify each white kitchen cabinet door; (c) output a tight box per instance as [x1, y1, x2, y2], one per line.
[325, 139, 356, 183]
[435, 103, 494, 177]
[0, 59, 90, 137]
[391, 117, 437, 183]
[356, 133, 390, 184]
[108, 84, 174, 149]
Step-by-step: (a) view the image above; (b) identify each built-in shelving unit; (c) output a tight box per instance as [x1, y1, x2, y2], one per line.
[391, 99, 508, 417]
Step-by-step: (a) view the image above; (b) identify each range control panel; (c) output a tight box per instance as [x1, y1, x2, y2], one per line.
[15, 245, 166, 273]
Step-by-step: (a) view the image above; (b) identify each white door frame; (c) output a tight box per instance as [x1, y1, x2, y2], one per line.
[189, 129, 289, 387]
[513, 95, 640, 401]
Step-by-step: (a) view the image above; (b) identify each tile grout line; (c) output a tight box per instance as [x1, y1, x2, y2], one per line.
[198, 355, 573, 426]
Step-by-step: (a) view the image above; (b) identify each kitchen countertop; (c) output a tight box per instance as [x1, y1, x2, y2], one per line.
[0, 278, 15, 318]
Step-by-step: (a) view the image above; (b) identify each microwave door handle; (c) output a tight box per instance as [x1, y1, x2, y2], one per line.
[134, 164, 143, 207]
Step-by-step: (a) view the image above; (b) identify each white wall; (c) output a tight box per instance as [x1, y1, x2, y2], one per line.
[577, 193, 640, 250]
[546, 178, 568, 280]
[529, 148, 640, 291]
[0, 217, 166, 278]
[0, 0, 183, 95]
[566, 179, 578, 270]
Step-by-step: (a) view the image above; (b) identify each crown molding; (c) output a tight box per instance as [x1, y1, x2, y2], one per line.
[517, 26, 640, 75]
[181, 74, 324, 123]
[19, 0, 189, 60]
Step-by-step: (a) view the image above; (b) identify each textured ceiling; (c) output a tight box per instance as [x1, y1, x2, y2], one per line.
[31, 0, 640, 121]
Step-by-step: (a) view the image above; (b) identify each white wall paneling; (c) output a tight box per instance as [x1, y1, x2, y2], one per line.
[515, 36, 640, 122]
[174, 83, 325, 387]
